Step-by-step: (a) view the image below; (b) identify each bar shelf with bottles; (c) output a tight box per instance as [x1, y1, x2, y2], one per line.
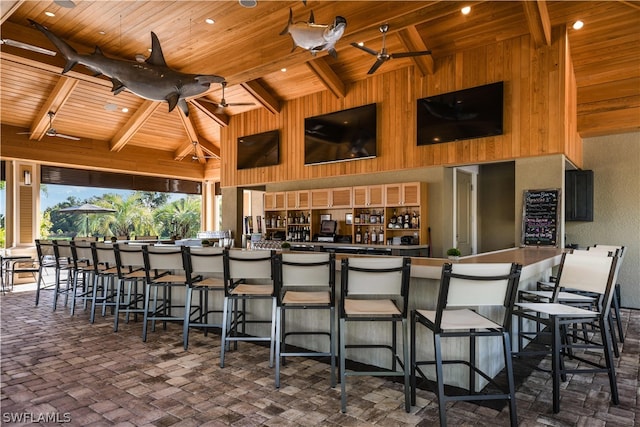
[264, 211, 286, 240]
[286, 210, 312, 242]
[384, 207, 422, 244]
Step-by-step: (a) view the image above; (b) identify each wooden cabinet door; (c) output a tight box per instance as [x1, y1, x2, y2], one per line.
[330, 187, 352, 208]
[402, 182, 421, 206]
[265, 192, 285, 210]
[286, 191, 297, 210]
[310, 189, 331, 208]
[353, 185, 384, 207]
[385, 184, 403, 206]
[297, 190, 310, 209]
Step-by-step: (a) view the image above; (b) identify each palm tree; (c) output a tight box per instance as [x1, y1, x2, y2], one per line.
[154, 196, 201, 239]
[98, 193, 156, 238]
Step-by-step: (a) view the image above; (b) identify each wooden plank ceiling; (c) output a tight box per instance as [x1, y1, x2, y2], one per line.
[1, 1, 638, 171]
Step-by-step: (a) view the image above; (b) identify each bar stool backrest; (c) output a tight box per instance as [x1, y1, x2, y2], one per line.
[590, 244, 625, 262]
[224, 249, 274, 281]
[113, 244, 145, 278]
[342, 257, 409, 296]
[35, 239, 56, 265]
[52, 240, 73, 267]
[183, 247, 225, 285]
[90, 242, 117, 271]
[70, 240, 94, 267]
[279, 252, 334, 287]
[556, 252, 619, 295]
[143, 245, 184, 272]
[443, 263, 522, 308]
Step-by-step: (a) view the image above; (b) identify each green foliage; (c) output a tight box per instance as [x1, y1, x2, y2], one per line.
[446, 247, 461, 256]
[42, 190, 201, 239]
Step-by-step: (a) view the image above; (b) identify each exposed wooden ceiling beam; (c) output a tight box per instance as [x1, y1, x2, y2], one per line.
[397, 26, 434, 77]
[175, 107, 204, 163]
[189, 98, 229, 127]
[306, 58, 346, 98]
[1, 0, 25, 25]
[30, 76, 78, 140]
[522, 0, 552, 47]
[110, 100, 160, 152]
[240, 80, 281, 114]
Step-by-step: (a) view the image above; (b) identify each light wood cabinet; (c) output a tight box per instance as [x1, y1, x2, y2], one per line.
[385, 182, 422, 206]
[264, 192, 285, 210]
[353, 185, 385, 207]
[310, 187, 352, 208]
[286, 190, 310, 210]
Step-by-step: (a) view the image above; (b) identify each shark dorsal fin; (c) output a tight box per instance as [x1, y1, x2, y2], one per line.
[309, 11, 315, 24]
[147, 32, 168, 67]
[166, 92, 180, 112]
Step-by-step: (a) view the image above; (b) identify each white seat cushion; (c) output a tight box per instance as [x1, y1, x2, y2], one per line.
[231, 284, 273, 295]
[345, 298, 399, 316]
[282, 290, 329, 305]
[515, 302, 600, 317]
[416, 308, 501, 330]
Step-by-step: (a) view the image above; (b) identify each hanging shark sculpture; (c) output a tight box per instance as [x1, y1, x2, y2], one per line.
[280, 9, 346, 58]
[29, 19, 225, 116]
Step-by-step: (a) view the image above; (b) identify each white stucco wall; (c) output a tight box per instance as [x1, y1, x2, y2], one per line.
[565, 132, 640, 309]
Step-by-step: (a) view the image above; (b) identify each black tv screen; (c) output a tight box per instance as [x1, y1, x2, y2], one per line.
[304, 103, 377, 165]
[417, 81, 504, 145]
[237, 129, 280, 170]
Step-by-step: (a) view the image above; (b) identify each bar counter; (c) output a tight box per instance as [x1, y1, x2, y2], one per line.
[234, 246, 564, 389]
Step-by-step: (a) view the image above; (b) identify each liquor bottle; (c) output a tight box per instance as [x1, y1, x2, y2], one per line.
[305, 226, 311, 242]
[355, 227, 362, 243]
[276, 215, 282, 228]
[371, 228, 377, 243]
[412, 211, 418, 229]
[404, 210, 410, 228]
[364, 230, 369, 244]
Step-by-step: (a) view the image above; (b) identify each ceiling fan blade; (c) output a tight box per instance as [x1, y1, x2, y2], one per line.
[226, 102, 256, 107]
[54, 133, 81, 141]
[390, 50, 432, 59]
[1, 39, 57, 56]
[351, 42, 379, 56]
[367, 58, 386, 75]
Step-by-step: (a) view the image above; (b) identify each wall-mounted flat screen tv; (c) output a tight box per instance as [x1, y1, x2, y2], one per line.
[417, 81, 504, 145]
[237, 129, 280, 170]
[304, 103, 377, 165]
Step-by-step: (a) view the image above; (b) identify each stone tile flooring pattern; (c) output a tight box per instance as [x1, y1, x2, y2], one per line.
[1, 282, 638, 426]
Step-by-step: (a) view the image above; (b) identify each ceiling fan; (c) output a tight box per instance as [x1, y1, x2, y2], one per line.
[18, 112, 81, 140]
[205, 81, 255, 114]
[190, 141, 218, 161]
[351, 24, 432, 75]
[43, 112, 81, 140]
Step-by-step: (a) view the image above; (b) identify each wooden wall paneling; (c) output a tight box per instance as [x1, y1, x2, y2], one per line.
[222, 30, 576, 189]
[19, 184, 33, 244]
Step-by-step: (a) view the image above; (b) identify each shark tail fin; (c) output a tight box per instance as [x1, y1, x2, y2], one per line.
[29, 19, 80, 73]
[279, 8, 293, 35]
[329, 48, 338, 59]
[309, 10, 315, 24]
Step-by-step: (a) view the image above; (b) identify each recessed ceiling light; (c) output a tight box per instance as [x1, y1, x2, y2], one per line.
[205, 18, 215, 25]
[121, 108, 129, 113]
[573, 20, 584, 30]
[281, 68, 287, 72]
[45, 11, 55, 17]
[99, 30, 106, 35]
[461, 6, 471, 15]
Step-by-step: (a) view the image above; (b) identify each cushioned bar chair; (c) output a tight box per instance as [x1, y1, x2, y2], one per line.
[182, 246, 225, 350]
[411, 262, 522, 427]
[273, 252, 336, 389]
[69, 240, 96, 316]
[589, 245, 626, 344]
[141, 245, 190, 342]
[52, 240, 75, 311]
[220, 249, 276, 368]
[34, 239, 57, 306]
[512, 252, 621, 413]
[339, 256, 412, 413]
[88, 242, 119, 323]
[518, 249, 620, 358]
[112, 243, 147, 332]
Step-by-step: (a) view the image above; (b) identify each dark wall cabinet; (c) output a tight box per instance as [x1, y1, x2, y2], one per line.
[566, 170, 594, 221]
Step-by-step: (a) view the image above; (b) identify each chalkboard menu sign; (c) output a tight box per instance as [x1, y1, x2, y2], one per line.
[522, 189, 560, 246]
